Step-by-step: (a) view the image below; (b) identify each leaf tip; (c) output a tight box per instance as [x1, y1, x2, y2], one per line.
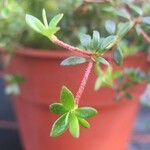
[62, 85, 67, 91]
[59, 13, 64, 19]
[74, 134, 80, 138]
[49, 130, 53, 137]
[49, 104, 53, 112]
[25, 14, 30, 23]
[42, 8, 46, 13]
[50, 130, 56, 137]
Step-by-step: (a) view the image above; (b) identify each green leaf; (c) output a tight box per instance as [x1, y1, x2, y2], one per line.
[135, 25, 142, 35]
[69, 113, 79, 138]
[80, 34, 91, 49]
[78, 118, 90, 128]
[50, 113, 69, 137]
[95, 62, 102, 76]
[5, 84, 20, 95]
[75, 107, 97, 119]
[49, 103, 68, 115]
[4, 74, 25, 84]
[113, 71, 123, 79]
[100, 35, 116, 50]
[95, 77, 103, 90]
[103, 66, 114, 87]
[117, 22, 133, 38]
[114, 48, 123, 65]
[92, 30, 100, 44]
[115, 8, 131, 19]
[49, 14, 63, 28]
[102, 6, 115, 12]
[142, 16, 150, 25]
[90, 30, 101, 51]
[60, 56, 87, 66]
[105, 20, 116, 34]
[42, 9, 48, 28]
[26, 14, 45, 34]
[60, 86, 75, 110]
[96, 57, 109, 66]
[130, 5, 143, 15]
[95, 63, 113, 89]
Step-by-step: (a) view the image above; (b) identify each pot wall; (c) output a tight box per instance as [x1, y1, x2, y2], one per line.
[8, 48, 149, 150]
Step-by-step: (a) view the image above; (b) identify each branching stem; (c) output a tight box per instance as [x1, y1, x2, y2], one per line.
[75, 61, 93, 104]
[51, 36, 93, 57]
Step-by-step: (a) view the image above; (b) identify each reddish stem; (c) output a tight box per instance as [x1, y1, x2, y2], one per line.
[51, 36, 93, 57]
[75, 61, 93, 104]
[140, 30, 150, 44]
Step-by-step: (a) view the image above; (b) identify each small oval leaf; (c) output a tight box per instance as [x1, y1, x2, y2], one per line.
[93, 30, 100, 43]
[142, 16, 150, 25]
[49, 103, 68, 115]
[80, 34, 91, 49]
[114, 48, 123, 65]
[130, 5, 143, 15]
[95, 77, 103, 91]
[75, 107, 97, 119]
[105, 20, 116, 34]
[100, 35, 116, 50]
[26, 14, 45, 34]
[61, 56, 87, 66]
[69, 113, 80, 138]
[96, 57, 109, 66]
[115, 8, 131, 19]
[60, 86, 75, 110]
[42, 9, 48, 28]
[135, 25, 142, 35]
[78, 118, 90, 128]
[49, 14, 63, 28]
[113, 71, 123, 79]
[91, 30, 101, 50]
[50, 113, 69, 137]
[117, 22, 133, 38]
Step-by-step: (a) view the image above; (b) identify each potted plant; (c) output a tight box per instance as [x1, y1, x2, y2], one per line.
[1, 0, 150, 150]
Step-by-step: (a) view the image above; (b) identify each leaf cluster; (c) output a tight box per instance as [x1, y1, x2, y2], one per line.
[26, 9, 63, 39]
[49, 86, 97, 138]
[80, 30, 117, 53]
[114, 68, 148, 101]
[95, 65, 123, 90]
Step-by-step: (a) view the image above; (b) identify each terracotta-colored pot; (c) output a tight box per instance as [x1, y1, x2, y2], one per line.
[6, 48, 149, 150]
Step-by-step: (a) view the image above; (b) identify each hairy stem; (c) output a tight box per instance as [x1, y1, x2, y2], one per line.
[51, 36, 93, 56]
[140, 30, 150, 44]
[75, 61, 93, 104]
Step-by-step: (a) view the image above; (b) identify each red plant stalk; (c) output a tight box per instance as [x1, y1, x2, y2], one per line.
[140, 30, 150, 44]
[51, 36, 93, 56]
[51, 36, 94, 104]
[75, 61, 93, 104]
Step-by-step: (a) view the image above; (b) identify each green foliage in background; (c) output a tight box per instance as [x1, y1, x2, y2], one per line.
[0, 0, 25, 52]
[1, 0, 150, 52]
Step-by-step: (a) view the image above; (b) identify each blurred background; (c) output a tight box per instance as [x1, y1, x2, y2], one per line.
[0, 0, 150, 150]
